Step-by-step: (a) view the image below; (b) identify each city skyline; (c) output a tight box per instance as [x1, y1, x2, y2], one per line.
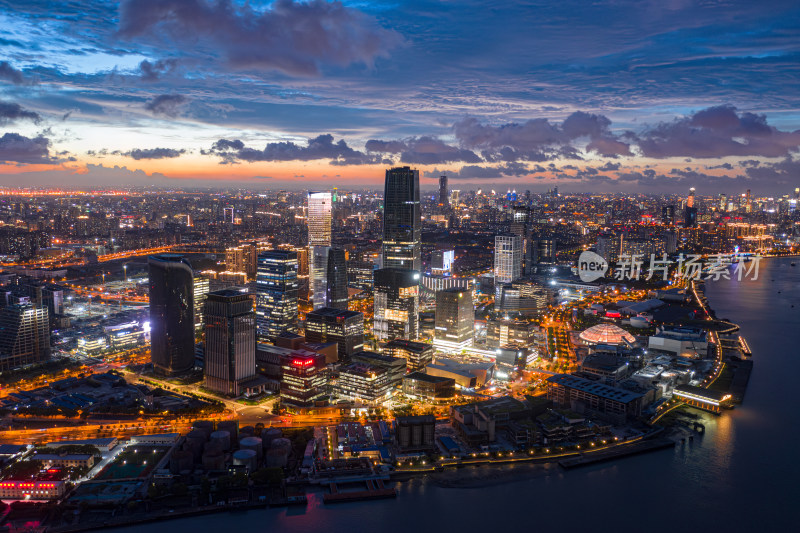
[0, 1, 798, 193]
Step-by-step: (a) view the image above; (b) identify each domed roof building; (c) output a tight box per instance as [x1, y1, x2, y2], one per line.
[579, 323, 636, 346]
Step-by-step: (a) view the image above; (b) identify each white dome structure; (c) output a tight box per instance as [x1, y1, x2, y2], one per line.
[579, 323, 636, 346]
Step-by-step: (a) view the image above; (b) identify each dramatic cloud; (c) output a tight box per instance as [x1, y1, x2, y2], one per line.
[638, 105, 800, 159]
[0, 102, 41, 125]
[0, 133, 56, 164]
[423, 162, 530, 180]
[0, 62, 28, 85]
[453, 111, 632, 160]
[144, 94, 189, 117]
[124, 147, 186, 160]
[138, 59, 179, 81]
[118, 0, 403, 76]
[367, 136, 480, 164]
[206, 134, 380, 165]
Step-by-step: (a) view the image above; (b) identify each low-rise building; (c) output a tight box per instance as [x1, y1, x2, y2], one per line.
[0, 480, 66, 500]
[383, 339, 433, 372]
[34, 453, 96, 469]
[545, 374, 647, 424]
[402, 372, 455, 401]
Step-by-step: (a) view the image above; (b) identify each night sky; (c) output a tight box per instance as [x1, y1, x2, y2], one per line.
[1, 0, 799, 193]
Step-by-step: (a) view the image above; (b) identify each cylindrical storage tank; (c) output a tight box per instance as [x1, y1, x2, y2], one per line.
[270, 437, 291, 453]
[265, 447, 289, 468]
[192, 420, 214, 439]
[232, 449, 258, 471]
[263, 428, 282, 447]
[217, 421, 239, 446]
[169, 450, 193, 474]
[210, 430, 231, 451]
[239, 436, 263, 460]
[204, 439, 223, 455]
[240, 425, 255, 438]
[185, 430, 207, 460]
[202, 450, 225, 471]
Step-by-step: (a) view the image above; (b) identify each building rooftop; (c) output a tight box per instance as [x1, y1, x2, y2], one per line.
[579, 323, 636, 346]
[403, 371, 454, 384]
[546, 374, 645, 403]
[383, 339, 432, 353]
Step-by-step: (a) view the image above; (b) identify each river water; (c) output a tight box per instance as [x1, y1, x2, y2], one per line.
[109, 257, 800, 532]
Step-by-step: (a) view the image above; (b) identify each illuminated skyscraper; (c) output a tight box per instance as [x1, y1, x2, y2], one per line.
[438, 175, 449, 208]
[203, 289, 257, 397]
[0, 299, 50, 372]
[382, 167, 421, 271]
[687, 187, 695, 208]
[148, 254, 195, 376]
[256, 250, 299, 342]
[373, 268, 419, 341]
[434, 288, 474, 351]
[494, 234, 522, 284]
[308, 191, 332, 309]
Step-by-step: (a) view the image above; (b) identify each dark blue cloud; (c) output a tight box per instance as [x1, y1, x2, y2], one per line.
[0, 132, 56, 164]
[117, 0, 403, 76]
[206, 133, 381, 165]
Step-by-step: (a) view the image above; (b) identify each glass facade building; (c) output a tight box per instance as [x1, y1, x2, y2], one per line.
[148, 254, 195, 376]
[256, 250, 299, 342]
[382, 167, 421, 271]
[373, 268, 419, 341]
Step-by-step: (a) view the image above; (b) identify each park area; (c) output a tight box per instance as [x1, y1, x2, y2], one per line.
[95, 445, 167, 480]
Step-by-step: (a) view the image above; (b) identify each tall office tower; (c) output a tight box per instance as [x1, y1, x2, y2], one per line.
[450, 189, 460, 205]
[431, 250, 454, 275]
[305, 307, 364, 361]
[148, 254, 195, 376]
[438, 175, 449, 208]
[494, 234, 522, 284]
[0, 299, 50, 371]
[687, 187, 695, 208]
[434, 288, 474, 351]
[664, 230, 678, 254]
[308, 191, 332, 309]
[745, 189, 752, 213]
[192, 273, 209, 334]
[719, 194, 727, 212]
[536, 240, 557, 266]
[203, 289, 257, 396]
[373, 268, 419, 341]
[662, 205, 676, 225]
[795, 187, 800, 199]
[225, 242, 270, 280]
[596, 233, 620, 263]
[325, 248, 348, 310]
[256, 250, 298, 342]
[684, 206, 698, 228]
[382, 167, 421, 271]
[223, 206, 235, 223]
